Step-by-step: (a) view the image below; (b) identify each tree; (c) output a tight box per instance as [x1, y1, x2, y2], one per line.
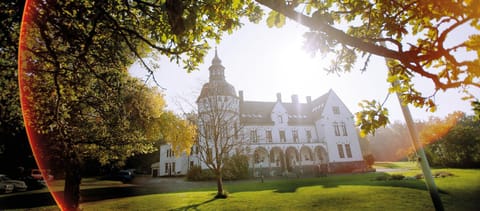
[18, 0, 261, 209]
[255, 0, 479, 134]
[422, 112, 480, 168]
[367, 121, 413, 161]
[21, 62, 166, 209]
[0, 0, 37, 174]
[15, 0, 479, 208]
[255, 2, 478, 209]
[195, 88, 243, 198]
[158, 110, 197, 156]
[0, 0, 24, 136]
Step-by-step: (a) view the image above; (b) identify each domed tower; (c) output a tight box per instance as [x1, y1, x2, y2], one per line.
[197, 48, 239, 114]
[195, 48, 240, 167]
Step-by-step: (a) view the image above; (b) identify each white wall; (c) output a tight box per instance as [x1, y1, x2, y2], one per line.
[320, 91, 363, 163]
[158, 144, 190, 176]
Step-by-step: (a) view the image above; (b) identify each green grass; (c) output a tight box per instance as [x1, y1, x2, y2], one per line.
[30, 164, 480, 211]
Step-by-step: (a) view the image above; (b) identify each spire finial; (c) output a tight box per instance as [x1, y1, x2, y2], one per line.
[212, 46, 221, 64]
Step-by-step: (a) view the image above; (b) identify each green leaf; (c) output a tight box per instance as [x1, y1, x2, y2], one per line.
[266, 11, 285, 28]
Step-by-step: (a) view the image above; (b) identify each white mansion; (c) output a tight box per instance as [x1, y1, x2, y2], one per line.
[152, 51, 366, 177]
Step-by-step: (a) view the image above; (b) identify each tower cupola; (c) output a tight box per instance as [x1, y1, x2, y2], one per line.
[197, 48, 237, 101]
[209, 47, 226, 81]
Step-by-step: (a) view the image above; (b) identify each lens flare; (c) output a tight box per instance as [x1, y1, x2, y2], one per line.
[398, 113, 463, 160]
[18, 0, 67, 210]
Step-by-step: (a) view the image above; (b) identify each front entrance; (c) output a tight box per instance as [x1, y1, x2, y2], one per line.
[285, 147, 299, 172]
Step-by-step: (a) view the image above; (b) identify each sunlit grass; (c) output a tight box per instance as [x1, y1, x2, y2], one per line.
[79, 186, 434, 211]
[27, 164, 480, 211]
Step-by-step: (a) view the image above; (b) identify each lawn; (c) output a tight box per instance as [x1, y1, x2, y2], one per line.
[29, 164, 480, 210]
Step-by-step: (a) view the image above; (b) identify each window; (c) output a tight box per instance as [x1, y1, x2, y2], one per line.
[345, 144, 352, 158]
[279, 130, 286, 142]
[332, 106, 340, 114]
[341, 122, 348, 136]
[337, 144, 345, 158]
[278, 115, 283, 123]
[172, 162, 176, 174]
[266, 130, 272, 143]
[250, 129, 258, 143]
[190, 161, 194, 168]
[166, 149, 174, 157]
[333, 122, 340, 136]
[306, 130, 312, 143]
[164, 163, 169, 173]
[292, 129, 299, 143]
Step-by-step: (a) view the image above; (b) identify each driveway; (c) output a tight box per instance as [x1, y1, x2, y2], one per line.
[0, 176, 213, 210]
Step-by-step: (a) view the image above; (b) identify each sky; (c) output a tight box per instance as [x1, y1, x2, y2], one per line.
[130, 17, 479, 123]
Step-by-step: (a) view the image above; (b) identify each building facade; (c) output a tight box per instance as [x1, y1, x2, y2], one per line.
[155, 51, 365, 177]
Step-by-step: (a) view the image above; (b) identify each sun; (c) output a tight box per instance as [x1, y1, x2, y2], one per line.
[269, 36, 335, 99]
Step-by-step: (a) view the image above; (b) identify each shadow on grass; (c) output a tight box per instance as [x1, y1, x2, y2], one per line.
[227, 172, 433, 194]
[0, 185, 177, 209]
[170, 198, 218, 211]
[0, 172, 447, 209]
[0, 191, 57, 209]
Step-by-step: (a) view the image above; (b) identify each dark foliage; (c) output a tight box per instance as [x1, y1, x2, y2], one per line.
[223, 154, 249, 180]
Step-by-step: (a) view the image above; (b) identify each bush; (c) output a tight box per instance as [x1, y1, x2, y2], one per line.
[390, 174, 405, 180]
[434, 171, 454, 178]
[375, 173, 405, 181]
[364, 154, 375, 168]
[186, 166, 216, 181]
[375, 175, 389, 181]
[186, 165, 202, 181]
[223, 154, 249, 180]
[186, 154, 249, 181]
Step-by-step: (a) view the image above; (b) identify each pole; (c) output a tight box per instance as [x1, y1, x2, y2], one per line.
[394, 85, 444, 211]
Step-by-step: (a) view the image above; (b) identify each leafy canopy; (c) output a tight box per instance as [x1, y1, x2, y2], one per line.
[0, 0, 24, 136]
[256, 0, 480, 135]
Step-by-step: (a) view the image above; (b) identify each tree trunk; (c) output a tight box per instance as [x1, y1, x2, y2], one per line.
[63, 153, 82, 210]
[215, 172, 226, 198]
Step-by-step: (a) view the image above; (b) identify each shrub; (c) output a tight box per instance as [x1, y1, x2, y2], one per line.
[375, 173, 405, 181]
[186, 166, 216, 181]
[187, 154, 249, 181]
[434, 171, 454, 178]
[364, 154, 375, 168]
[375, 175, 389, 181]
[186, 165, 203, 181]
[223, 154, 249, 180]
[390, 174, 405, 180]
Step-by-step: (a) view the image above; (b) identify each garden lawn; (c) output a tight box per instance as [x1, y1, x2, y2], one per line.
[32, 167, 480, 211]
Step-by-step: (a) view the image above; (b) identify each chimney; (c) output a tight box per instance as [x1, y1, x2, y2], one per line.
[239, 90, 244, 103]
[276, 93, 282, 102]
[306, 96, 312, 104]
[291, 94, 299, 104]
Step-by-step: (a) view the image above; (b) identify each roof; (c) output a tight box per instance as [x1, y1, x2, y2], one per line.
[240, 101, 275, 124]
[309, 92, 329, 119]
[197, 81, 237, 101]
[239, 91, 330, 125]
